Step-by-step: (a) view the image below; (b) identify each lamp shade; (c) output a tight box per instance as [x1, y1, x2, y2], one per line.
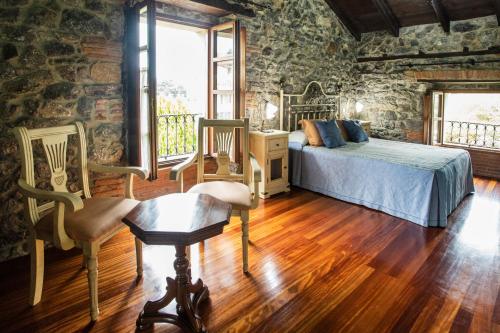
[265, 102, 278, 119]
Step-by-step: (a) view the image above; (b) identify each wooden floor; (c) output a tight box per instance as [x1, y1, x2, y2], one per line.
[0, 177, 499, 333]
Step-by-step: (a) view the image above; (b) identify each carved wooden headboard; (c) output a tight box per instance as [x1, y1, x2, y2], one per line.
[279, 81, 339, 131]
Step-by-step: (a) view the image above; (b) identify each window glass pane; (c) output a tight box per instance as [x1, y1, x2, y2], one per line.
[443, 93, 500, 149]
[215, 94, 233, 120]
[139, 8, 148, 47]
[138, 6, 150, 172]
[432, 93, 442, 118]
[432, 120, 441, 144]
[139, 50, 148, 69]
[155, 20, 208, 161]
[215, 60, 233, 90]
[216, 28, 233, 57]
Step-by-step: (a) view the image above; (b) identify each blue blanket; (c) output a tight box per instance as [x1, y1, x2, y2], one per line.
[289, 138, 475, 227]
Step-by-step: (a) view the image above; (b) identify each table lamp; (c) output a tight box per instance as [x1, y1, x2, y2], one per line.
[260, 100, 278, 133]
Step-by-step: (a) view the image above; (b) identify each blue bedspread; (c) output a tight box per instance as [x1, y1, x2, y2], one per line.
[289, 138, 475, 227]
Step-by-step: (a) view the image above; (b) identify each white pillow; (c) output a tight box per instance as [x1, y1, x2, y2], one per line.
[289, 130, 309, 146]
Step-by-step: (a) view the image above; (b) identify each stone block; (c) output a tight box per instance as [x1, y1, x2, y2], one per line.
[84, 84, 121, 97]
[2, 77, 31, 94]
[19, 45, 46, 66]
[42, 40, 75, 56]
[24, 4, 57, 27]
[1, 24, 34, 43]
[90, 141, 124, 164]
[82, 36, 122, 62]
[42, 82, 77, 100]
[1, 43, 17, 60]
[90, 62, 121, 83]
[60, 9, 109, 36]
[38, 100, 75, 118]
[77, 96, 94, 117]
[0, 7, 19, 23]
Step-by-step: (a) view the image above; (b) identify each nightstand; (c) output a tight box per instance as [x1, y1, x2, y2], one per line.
[359, 121, 371, 136]
[249, 130, 290, 199]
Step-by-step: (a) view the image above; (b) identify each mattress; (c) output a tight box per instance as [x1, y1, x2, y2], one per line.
[289, 138, 475, 227]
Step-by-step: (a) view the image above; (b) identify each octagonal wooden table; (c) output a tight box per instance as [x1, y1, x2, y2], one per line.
[122, 193, 232, 333]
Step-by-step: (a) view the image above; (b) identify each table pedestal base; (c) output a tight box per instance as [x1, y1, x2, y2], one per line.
[137, 246, 209, 333]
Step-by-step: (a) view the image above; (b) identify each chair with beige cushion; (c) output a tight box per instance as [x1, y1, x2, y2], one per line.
[14, 122, 148, 321]
[170, 118, 261, 273]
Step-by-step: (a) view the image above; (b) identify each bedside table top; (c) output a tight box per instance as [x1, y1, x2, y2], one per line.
[250, 130, 290, 137]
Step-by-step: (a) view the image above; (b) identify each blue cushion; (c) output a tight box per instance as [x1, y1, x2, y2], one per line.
[342, 120, 369, 143]
[314, 120, 346, 148]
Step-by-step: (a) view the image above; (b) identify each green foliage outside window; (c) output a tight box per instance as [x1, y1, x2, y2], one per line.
[157, 96, 197, 159]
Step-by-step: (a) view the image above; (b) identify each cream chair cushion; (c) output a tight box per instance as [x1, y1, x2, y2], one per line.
[36, 197, 139, 242]
[188, 181, 252, 210]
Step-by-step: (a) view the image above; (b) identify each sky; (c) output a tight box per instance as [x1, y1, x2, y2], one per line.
[140, 20, 208, 116]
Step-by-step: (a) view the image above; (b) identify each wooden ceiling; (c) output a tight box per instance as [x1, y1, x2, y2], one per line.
[324, 0, 500, 40]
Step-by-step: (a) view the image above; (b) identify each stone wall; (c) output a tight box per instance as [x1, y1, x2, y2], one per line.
[349, 16, 500, 142]
[0, 0, 126, 260]
[229, 0, 356, 129]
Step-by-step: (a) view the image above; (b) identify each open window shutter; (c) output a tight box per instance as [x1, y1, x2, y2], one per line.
[125, 5, 141, 166]
[423, 93, 432, 145]
[146, 0, 158, 180]
[125, 1, 157, 180]
[208, 20, 244, 162]
[431, 91, 445, 145]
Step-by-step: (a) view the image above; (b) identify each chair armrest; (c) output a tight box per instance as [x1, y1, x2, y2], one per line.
[169, 154, 198, 181]
[18, 179, 84, 212]
[249, 153, 262, 209]
[89, 163, 149, 180]
[249, 153, 262, 183]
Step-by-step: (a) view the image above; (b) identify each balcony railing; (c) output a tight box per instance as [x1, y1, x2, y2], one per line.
[157, 113, 198, 161]
[444, 120, 499, 149]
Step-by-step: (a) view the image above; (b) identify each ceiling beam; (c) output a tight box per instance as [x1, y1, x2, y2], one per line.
[324, 0, 361, 41]
[495, 0, 500, 25]
[188, 0, 256, 17]
[430, 0, 450, 33]
[372, 0, 400, 37]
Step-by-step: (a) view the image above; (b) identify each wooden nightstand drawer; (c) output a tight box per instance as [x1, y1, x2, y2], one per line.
[268, 137, 287, 151]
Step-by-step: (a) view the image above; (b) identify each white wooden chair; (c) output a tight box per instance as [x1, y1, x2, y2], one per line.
[170, 118, 261, 272]
[13, 122, 148, 321]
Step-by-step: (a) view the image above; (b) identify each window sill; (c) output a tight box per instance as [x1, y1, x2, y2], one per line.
[440, 144, 500, 154]
[158, 154, 212, 169]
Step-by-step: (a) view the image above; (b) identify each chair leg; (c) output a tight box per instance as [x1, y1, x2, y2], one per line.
[241, 210, 249, 273]
[83, 243, 100, 321]
[82, 255, 87, 269]
[29, 238, 44, 306]
[135, 237, 143, 277]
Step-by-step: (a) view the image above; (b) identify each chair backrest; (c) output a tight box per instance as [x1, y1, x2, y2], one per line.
[14, 122, 91, 225]
[196, 118, 250, 185]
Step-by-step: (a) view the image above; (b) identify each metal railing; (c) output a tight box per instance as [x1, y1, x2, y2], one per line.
[157, 113, 198, 160]
[444, 120, 499, 149]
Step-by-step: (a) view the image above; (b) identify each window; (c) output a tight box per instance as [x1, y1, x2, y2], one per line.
[431, 91, 500, 150]
[126, 1, 245, 179]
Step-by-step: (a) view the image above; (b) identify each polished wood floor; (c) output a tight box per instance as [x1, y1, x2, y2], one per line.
[0, 178, 499, 333]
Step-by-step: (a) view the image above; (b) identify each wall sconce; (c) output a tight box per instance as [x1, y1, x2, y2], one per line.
[355, 101, 364, 113]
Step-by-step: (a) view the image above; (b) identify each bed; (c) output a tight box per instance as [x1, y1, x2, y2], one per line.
[281, 81, 475, 227]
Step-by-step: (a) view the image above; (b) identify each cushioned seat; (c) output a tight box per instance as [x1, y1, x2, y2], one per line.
[36, 197, 139, 242]
[188, 181, 252, 210]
